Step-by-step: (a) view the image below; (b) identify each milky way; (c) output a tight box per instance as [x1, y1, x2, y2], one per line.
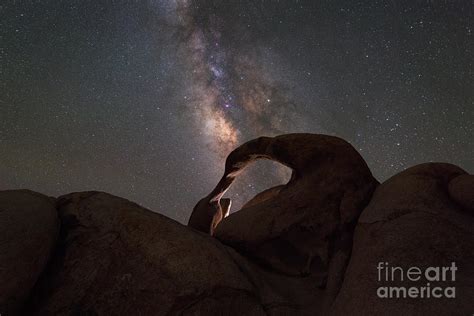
[1, 0, 472, 222]
[174, 0, 308, 158]
[170, 0, 302, 210]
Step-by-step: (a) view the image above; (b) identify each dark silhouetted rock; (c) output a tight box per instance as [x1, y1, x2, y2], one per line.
[25, 192, 266, 315]
[0, 190, 59, 315]
[332, 163, 474, 316]
[1, 134, 472, 316]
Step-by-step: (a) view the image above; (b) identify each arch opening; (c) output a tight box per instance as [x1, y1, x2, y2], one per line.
[223, 159, 292, 214]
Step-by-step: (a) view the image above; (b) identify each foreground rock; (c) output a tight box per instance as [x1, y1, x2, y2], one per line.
[0, 190, 58, 315]
[0, 134, 472, 315]
[25, 192, 266, 315]
[332, 163, 474, 316]
[16, 190, 353, 316]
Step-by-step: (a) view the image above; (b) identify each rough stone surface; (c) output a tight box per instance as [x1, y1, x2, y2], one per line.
[25, 191, 266, 315]
[0, 190, 59, 315]
[331, 163, 474, 316]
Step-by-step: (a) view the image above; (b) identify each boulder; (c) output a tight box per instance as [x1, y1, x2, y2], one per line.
[0, 190, 59, 315]
[25, 191, 266, 315]
[332, 163, 474, 316]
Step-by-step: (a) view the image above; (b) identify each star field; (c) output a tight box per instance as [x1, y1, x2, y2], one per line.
[1, 0, 472, 222]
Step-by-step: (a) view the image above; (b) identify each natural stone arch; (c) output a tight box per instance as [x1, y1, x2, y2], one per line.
[188, 133, 377, 236]
[188, 133, 379, 309]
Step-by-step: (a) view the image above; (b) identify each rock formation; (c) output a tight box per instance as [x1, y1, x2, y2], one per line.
[331, 163, 474, 316]
[0, 190, 59, 315]
[23, 192, 267, 315]
[189, 133, 379, 311]
[0, 134, 472, 315]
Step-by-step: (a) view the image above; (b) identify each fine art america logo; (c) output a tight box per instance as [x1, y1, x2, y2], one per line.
[377, 262, 457, 299]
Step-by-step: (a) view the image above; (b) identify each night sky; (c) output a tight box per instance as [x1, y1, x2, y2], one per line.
[1, 0, 473, 223]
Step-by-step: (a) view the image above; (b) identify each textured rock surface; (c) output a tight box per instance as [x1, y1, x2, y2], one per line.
[191, 133, 379, 311]
[0, 190, 59, 315]
[16, 190, 343, 316]
[25, 192, 266, 315]
[332, 163, 474, 316]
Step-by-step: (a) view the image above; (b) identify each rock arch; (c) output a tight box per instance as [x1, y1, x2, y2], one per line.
[188, 133, 379, 308]
[188, 133, 378, 236]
